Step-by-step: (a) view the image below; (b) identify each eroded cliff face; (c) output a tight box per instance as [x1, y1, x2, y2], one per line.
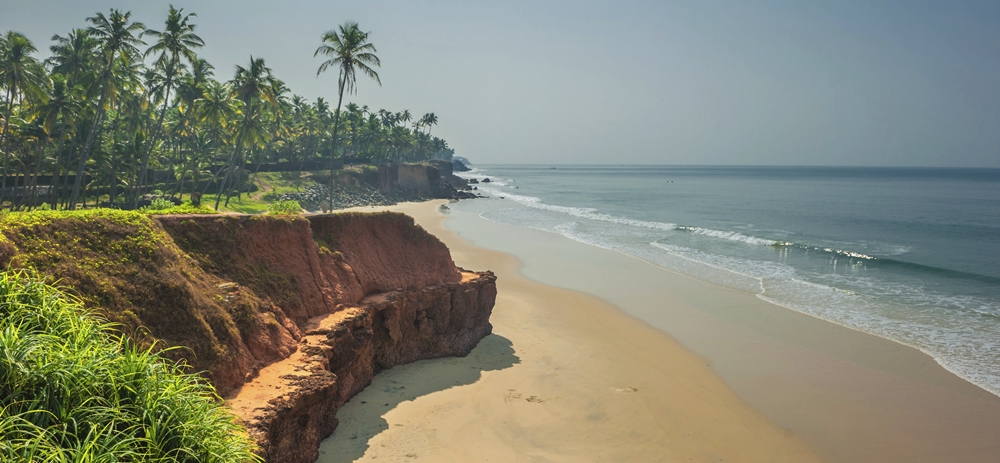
[232, 274, 496, 463]
[157, 212, 496, 463]
[0, 210, 495, 463]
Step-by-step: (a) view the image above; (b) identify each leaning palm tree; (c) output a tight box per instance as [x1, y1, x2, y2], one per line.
[134, 5, 203, 207]
[214, 56, 277, 210]
[315, 20, 380, 210]
[420, 112, 438, 135]
[69, 9, 145, 209]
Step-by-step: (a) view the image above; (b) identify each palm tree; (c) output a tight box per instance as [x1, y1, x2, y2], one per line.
[34, 74, 84, 206]
[135, 5, 203, 207]
[69, 9, 145, 209]
[315, 20, 380, 209]
[0, 31, 45, 206]
[420, 112, 438, 135]
[215, 56, 277, 210]
[47, 29, 99, 88]
[398, 109, 412, 130]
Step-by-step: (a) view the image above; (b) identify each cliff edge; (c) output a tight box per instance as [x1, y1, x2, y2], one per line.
[0, 210, 496, 463]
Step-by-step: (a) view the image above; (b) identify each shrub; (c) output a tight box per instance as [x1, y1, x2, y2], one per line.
[143, 202, 219, 216]
[143, 197, 175, 211]
[0, 270, 261, 462]
[267, 200, 301, 215]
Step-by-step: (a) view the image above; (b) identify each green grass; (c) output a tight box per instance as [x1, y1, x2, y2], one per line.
[199, 194, 272, 214]
[256, 171, 313, 200]
[0, 270, 260, 462]
[142, 203, 219, 216]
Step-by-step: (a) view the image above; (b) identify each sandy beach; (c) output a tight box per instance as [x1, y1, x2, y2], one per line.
[318, 201, 820, 462]
[318, 200, 1000, 463]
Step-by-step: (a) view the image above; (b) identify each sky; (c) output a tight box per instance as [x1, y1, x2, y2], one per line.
[3, 0, 999, 167]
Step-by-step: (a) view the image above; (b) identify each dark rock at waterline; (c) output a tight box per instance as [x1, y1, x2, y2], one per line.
[277, 179, 475, 212]
[481, 178, 491, 183]
[452, 159, 471, 172]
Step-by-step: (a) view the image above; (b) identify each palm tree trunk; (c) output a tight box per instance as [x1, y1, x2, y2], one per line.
[215, 126, 246, 210]
[249, 147, 267, 194]
[70, 66, 114, 209]
[55, 143, 74, 209]
[133, 76, 173, 208]
[48, 130, 68, 208]
[22, 137, 47, 209]
[1, 87, 15, 206]
[107, 113, 122, 206]
[328, 74, 346, 211]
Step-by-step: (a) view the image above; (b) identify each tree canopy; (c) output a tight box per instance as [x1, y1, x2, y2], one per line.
[0, 8, 454, 211]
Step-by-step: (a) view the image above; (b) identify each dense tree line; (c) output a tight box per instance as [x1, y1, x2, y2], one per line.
[0, 7, 452, 210]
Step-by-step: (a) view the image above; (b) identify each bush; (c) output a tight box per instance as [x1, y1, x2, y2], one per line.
[267, 200, 301, 215]
[143, 202, 219, 216]
[143, 197, 175, 211]
[0, 270, 260, 462]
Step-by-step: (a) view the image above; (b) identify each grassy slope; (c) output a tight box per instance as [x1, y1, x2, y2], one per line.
[0, 270, 260, 462]
[0, 210, 262, 383]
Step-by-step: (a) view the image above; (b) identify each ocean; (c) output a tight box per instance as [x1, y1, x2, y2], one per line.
[450, 165, 1000, 396]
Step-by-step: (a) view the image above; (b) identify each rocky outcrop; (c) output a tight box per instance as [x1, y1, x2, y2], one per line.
[452, 158, 470, 172]
[276, 162, 475, 212]
[370, 162, 473, 199]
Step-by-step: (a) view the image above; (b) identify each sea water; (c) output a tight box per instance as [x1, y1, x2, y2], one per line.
[449, 165, 1000, 396]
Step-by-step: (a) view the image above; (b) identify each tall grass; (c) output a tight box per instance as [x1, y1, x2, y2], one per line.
[267, 200, 302, 215]
[0, 270, 260, 462]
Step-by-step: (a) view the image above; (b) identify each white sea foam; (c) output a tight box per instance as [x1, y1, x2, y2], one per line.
[453, 168, 1000, 397]
[478, 186, 799, 248]
[678, 226, 788, 246]
[480, 188, 679, 231]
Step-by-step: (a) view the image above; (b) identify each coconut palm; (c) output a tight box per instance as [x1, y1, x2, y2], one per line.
[33, 75, 84, 203]
[398, 109, 412, 130]
[134, 5, 203, 207]
[47, 29, 99, 88]
[315, 20, 380, 209]
[0, 31, 46, 205]
[420, 112, 438, 135]
[215, 56, 277, 210]
[69, 9, 146, 209]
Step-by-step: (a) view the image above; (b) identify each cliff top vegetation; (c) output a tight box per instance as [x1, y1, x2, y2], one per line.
[0, 270, 259, 461]
[0, 9, 454, 213]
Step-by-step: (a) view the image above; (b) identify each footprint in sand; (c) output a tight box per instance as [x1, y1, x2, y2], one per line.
[505, 389, 558, 403]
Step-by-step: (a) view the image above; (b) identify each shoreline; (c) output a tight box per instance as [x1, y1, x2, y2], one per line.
[324, 199, 1000, 463]
[318, 200, 823, 462]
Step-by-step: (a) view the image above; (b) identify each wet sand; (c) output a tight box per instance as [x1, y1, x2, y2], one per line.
[319, 201, 1000, 463]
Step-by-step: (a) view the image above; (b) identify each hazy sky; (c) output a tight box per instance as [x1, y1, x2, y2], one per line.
[4, 0, 999, 166]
